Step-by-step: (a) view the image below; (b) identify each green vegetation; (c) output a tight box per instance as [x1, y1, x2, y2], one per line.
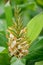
[0, 0, 43, 65]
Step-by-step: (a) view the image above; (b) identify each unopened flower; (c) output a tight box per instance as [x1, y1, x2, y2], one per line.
[10, 34, 14, 38]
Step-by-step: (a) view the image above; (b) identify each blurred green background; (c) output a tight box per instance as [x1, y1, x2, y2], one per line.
[0, 0, 43, 65]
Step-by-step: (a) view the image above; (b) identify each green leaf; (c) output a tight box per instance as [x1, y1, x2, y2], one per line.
[0, 46, 8, 54]
[35, 0, 43, 8]
[11, 57, 17, 63]
[0, 19, 7, 32]
[35, 61, 43, 65]
[0, 53, 10, 65]
[0, 47, 5, 53]
[0, 4, 4, 16]
[11, 57, 25, 65]
[0, 0, 4, 5]
[5, 1, 13, 27]
[26, 12, 43, 43]
[40, 30, 43, 36]
[10, 0, 28, 5]
[29, 37, 43, 52]
[0, 33, 8, 48]
[0, 19, 7, 48]
[25, 37, 43, 65]
[22, 11, 30, 27]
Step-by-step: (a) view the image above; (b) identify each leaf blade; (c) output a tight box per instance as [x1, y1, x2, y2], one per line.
[26, 12, 43, 43]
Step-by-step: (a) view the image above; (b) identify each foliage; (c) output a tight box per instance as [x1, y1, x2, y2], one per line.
[0, 0, 43, 65]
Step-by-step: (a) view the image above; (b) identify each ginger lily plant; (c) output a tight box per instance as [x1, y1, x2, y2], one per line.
[7, 6, 29, 58]
[0, 1, 43, 65]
